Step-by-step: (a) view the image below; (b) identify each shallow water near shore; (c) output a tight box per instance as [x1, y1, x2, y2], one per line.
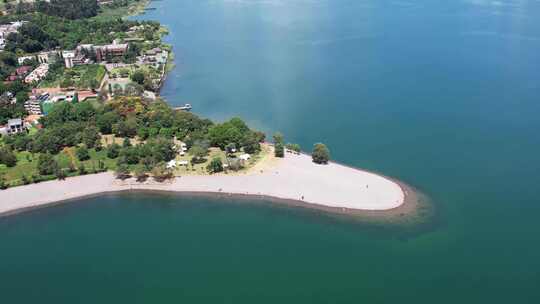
[2, 0, 540, 302]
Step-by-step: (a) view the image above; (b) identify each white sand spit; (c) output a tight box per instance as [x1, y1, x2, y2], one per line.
[0, 153, 404, 216]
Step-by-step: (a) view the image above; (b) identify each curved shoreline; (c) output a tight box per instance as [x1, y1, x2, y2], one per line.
[0, 153, 430, 223]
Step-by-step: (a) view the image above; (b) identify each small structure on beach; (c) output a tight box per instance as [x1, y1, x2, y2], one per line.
[239, 154, 251, 161]
[166, 160, 177, 169]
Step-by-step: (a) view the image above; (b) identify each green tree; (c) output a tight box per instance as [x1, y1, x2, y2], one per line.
[273, 132, 284, 158]
[0, 147, 17, 167]
[131, 70, 145, 85]
[90, 79, 99, 92]
[119, 146, 140, 165]
[21, 175, 30, 185]
[60, 77, 73, 88]
[82, 127, 101, 148]
[147, 137, 176, 162]
[76, 145, 90, 161]
[207, 117, 248, 149]
[107, 143, 121, 158]
[122, 137, 132, 148]
[72, 92, 79, 103]
[189, 144, 207, 164]
[207, 157, 223, 174]
[0, 175, 7, 190]
[286, 143, 301, 153]
[96, 111, 119, 134]
[78, 163, 86, 175]
[13, 134, 31, 151]
[273, 132, 284, 144]
[114, 117, 138, 137]
[95, 141, 103, 152]
[37, 153, 58, 175]
[242, 131, 261, 154]
[137, 127, 149, 140]
[312, 143, 330, 164]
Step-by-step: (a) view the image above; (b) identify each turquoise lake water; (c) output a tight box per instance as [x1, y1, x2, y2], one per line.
[1, 0, 540, 302]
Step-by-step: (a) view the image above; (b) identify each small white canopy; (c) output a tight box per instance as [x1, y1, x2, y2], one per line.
[166, 160, 177, 169]
[178, 160, 189, 166]
[239, 154, 251, 161]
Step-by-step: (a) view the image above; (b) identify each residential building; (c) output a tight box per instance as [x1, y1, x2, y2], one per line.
[6, 118, 26, 135]
[24, 64, 49, 84]
[95, 40, 128, 62]
[4, 66, 32, 83]
[62, 49, 91, 68]
[37, 51, 60, 64]
[24, 98, 43, 115]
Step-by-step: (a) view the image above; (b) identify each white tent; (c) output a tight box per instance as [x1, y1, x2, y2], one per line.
[166, 160, 177, 169]
[239, 154, 251, 161]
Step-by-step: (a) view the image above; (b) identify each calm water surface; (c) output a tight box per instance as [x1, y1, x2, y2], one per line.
[2, 0, 540, 302]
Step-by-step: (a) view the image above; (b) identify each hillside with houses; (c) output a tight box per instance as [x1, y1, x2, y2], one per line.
[0, 2, 170, 133]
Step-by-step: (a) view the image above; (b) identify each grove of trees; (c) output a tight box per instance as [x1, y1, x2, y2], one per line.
[312, 143, 330, 164]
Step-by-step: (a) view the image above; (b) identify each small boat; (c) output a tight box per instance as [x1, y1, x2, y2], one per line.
[175, 104, 192, 111]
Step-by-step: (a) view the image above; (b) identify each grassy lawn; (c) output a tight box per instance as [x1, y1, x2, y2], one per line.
[0, 151, 37, 183]
[0, 146, 119, 187]
[1, 138, 271, 187]
[71, 65, 106, 89]
[27, 126, 39, 136]
[40, 64, 106, 90]
[101, 134, 141, 147]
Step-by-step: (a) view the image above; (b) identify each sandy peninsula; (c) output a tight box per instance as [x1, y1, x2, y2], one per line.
[0, 152, 412, 218]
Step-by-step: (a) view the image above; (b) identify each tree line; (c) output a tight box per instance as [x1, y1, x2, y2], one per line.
[0, 96, 267, 185]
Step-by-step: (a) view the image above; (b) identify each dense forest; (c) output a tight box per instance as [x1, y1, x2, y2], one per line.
[4, 0, 142, 20]
[35, 0, 99, 20]
[1, 13, 160, 52]
[8, 0, 99, 20]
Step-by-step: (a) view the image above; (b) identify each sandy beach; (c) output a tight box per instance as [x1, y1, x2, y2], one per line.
[0, 153, 408, 217]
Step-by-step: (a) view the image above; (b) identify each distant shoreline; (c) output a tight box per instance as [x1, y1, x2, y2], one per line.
[0, 153, 429, 224]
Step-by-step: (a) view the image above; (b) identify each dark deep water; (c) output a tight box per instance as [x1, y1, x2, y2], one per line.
[2, 0, 540, 302]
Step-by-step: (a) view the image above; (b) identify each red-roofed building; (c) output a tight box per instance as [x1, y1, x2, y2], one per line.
[4, 65, 32, 83]
[16, 66, 32, 75]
